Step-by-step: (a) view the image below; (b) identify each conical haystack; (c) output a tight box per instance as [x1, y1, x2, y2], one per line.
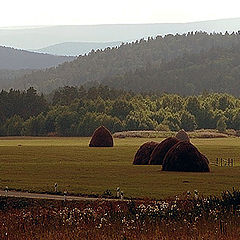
[176, 129, 190, 142]
[149, 137, 179, 165]
[89, 126, 113, 147]
[133, 141, 158, 165]
[162, 141, 210, 172]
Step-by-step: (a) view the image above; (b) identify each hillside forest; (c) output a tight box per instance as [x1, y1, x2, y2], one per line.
[1, 86, 240, 137]
[5, 31, 240, 95]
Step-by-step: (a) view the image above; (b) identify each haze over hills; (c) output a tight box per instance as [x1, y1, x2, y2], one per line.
[5, 31, 240, 95]
[35, 41, 122, 56]
[1, 18, 240, 49]
[0, 69, 32, 89]
[102, 45, 240, 95]
[0, 46, 74, 70]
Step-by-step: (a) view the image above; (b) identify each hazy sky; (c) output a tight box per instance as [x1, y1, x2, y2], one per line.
[2, 0, 240, 27]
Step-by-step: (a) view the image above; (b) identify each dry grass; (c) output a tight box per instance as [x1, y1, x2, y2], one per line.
[113, 129, 236, 138]
[0, 189, 240, 239]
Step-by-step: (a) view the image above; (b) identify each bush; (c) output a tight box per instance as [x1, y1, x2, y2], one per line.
[155, 124, 170, 131]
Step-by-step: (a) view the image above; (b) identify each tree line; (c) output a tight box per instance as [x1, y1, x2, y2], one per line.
[1, 86, 240, 136]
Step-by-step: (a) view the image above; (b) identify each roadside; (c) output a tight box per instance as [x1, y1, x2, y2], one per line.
[0, 190, 129, 202]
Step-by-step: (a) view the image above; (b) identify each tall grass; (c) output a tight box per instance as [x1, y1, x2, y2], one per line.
[0, 189, 239, 239]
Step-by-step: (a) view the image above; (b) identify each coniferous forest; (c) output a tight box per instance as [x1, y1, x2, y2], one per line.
[1, 85, 240, 136]
[4, 31, 240, 95]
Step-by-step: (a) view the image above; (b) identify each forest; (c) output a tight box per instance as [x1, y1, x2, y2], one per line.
[1, 85, 240, 136]
[0, 46, 73, 70]
[4, 31, 240, 94]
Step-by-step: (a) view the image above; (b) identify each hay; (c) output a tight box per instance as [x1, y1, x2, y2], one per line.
[133, 141, 158, 165]
[162, 141, 210, 172]
[176, 129, 190, 142]
[149, 137, 179, 165]
[89, 126, 113, 147]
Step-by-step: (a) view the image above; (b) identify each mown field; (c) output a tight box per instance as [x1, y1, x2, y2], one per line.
[0, 137, 240, 199]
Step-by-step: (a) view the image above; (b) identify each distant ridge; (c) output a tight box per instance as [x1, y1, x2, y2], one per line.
[1, 18, 240, 49]
[0, 46, 74, 70]
[35, 41, 122, 56]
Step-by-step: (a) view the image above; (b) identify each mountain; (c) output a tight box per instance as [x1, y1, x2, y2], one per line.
[1, 18, 240, 49]
[35, 41, 122, 56]
[0, 46, 74, 70]
[7, 31, 240, 94]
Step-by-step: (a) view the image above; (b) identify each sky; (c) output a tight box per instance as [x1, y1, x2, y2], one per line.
[1, 0, 240, 27]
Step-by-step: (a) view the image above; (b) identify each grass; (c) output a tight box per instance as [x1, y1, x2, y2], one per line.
[0, 137, 240, 199]
[0, 190, 240, 239]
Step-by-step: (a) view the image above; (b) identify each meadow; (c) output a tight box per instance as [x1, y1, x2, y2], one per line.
[0, 137, 240, 199]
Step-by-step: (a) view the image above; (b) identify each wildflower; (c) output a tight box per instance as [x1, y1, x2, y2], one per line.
[194, 190, 198, 199]
[120, 191, 124, 200]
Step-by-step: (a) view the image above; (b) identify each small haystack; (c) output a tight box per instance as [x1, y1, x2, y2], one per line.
[133, 141, 158, 165]
[162, 141, 210, 172]
[176, 129, 190, 142]
[149, 137, 179, 165]
[89, 126, 113, 147]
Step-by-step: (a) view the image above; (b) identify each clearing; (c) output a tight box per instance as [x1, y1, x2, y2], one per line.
[0, 137, 239, 199]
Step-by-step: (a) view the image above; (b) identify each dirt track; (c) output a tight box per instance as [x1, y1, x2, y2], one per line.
[0, 190, 128, 202]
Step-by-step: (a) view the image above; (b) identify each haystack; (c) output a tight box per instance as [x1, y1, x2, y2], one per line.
[149, 137, 179, 165]
[176, 129, 190, 142]
[89, 126, 113, 147]
[162, 141, 210, 172]
[133, 141, 158, 165]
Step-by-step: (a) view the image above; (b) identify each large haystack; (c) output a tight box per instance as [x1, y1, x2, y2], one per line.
[149, 137, 179, 165]
[162, 141, 210, 172]
[133, 141, 158, 165]
[89, 126, 113, 147]
[176, 129, 190, 142]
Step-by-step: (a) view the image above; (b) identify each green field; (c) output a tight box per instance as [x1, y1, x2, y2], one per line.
[0, 137, 240, 199]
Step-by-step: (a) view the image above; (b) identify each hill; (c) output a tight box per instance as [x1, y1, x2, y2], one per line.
[102, 44, 240, 95]
[0, 46, 74, 70]
[0, 69, 33, 89]
[1, 18, 240, 49]
[8, 31, 240, 94]
[35, 41, 122, 56]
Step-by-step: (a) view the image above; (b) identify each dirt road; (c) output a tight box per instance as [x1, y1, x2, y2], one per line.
[0, 190, 128, 202]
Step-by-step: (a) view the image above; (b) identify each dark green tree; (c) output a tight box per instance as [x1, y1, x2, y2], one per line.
[180, 111, 197, 131]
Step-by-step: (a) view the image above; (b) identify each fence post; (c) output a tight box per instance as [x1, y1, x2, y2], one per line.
[5, 186, 8, 197]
